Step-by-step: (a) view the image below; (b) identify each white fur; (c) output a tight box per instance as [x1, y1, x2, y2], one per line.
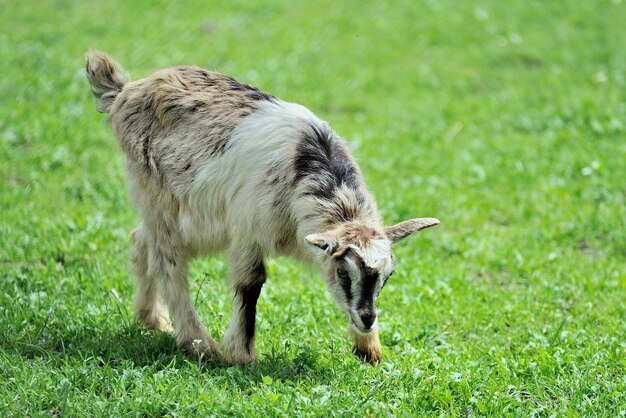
[357, 239, 393, 273]
[182, 100, 320, 257]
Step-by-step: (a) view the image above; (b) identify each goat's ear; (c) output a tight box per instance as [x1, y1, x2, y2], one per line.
[385, 218, 440, 244]
[305, 233, 339, 256]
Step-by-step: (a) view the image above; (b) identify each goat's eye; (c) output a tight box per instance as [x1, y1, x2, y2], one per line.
[337, 269, 350, 280]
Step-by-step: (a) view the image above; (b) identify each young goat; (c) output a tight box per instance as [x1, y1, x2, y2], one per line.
[86, 50, 439, 365]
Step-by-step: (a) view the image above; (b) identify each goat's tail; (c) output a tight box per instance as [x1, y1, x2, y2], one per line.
[85, 50, 129, 113]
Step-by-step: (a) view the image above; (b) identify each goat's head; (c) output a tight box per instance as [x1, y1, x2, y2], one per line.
[305, 217, 440, 334]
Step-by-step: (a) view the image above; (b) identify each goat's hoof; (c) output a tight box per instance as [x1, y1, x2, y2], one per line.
[136, 311, 173, 333]
[158, 322, 174, 333]
[224, 352, 257, 366]
[150, 317, 174, 333]
[221, 339, 257, 365]
[222, 347, 257, 366]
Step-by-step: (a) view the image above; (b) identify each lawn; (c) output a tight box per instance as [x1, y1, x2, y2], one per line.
[1, 0, 626, 415]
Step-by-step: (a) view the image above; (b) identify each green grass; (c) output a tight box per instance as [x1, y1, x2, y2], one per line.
[2, 0, 626, 415]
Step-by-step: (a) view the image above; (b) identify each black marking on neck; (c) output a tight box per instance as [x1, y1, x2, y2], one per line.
[294, 124, 361, 201]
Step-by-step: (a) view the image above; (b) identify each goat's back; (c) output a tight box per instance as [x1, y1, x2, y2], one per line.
[107, 66, 338, 255]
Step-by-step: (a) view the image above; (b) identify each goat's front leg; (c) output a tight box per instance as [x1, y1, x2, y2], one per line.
[222, 245, 266, 365]
[348, 325, 382, 365]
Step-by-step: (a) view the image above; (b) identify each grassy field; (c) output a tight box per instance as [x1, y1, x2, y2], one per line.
[2, 0, 626, 415]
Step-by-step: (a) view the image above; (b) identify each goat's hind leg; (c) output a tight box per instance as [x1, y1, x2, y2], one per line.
[156, 248, 220, 360]
[131, 227, 172, 332]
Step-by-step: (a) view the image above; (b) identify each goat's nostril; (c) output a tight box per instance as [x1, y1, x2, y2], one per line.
[360, 314, 376, 329]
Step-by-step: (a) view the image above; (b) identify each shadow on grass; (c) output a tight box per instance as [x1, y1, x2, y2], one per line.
[1, 321, 343, 385]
